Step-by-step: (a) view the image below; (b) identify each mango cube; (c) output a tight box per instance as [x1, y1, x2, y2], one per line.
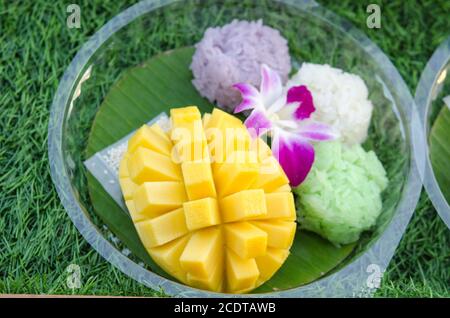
[255, 248, 289, 283]
[119, 177, 137, 200]
[148, 235, 190, 282]
[209, 127, 251, 160]
[228, 131, 252, 154]
[119, 154, 130, 178]
[251, 221, 296, 249]
[220, 189, 267, 222]
[272, 184, 292, 193]
[133, 182, 187, 218]
[183, 198, 221, 231]
[187, 267, 223, 292]
[128, 124, 172, 156]
[212, 149, 258, 173]
[181, 161, 216, 200]
[250, 138, 272, 162]
[170, 106, 201, 128]
[252, 156, 289, 192]
[180, 227, 223, 279]
[150, 123, 172, 143]
[205, 109, 245, 156]
[214, 152, 259, 197]
[125, 200, 145, 223]
[206, 108, 243, 133]
[257, 192, 296, 221]
[171, 120, 209, 162]
[135, 208, 188, 248]
[202, 113, 211, 129]
[187, 253, 224, 292]
[226, 249, 259, 292]
[128, 147, 181, 184]
[225, 222, 267, 259]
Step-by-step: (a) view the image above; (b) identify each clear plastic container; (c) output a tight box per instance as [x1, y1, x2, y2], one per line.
[415, 37, 450, 229]
[48, 0, 423, 297]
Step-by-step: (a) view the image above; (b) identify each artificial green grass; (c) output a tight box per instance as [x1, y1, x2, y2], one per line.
[0, 0, 449, 297]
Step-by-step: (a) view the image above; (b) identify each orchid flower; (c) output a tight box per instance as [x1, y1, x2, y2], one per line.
[233, 64, 337, 186]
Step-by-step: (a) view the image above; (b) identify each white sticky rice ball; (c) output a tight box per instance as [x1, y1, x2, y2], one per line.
[286, 63, 373, 145]
[191, 19, 291, 112]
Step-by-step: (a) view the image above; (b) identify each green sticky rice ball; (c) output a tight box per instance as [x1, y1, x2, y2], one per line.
[294, 141, 388, 245]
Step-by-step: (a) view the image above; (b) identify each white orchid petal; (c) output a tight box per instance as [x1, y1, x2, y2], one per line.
[260, 64, 283, 107]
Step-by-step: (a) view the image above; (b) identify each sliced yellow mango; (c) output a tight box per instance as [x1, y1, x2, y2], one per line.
[150, 123, 171, 143]
[251, 221, 296, 249]
[119, 177, 137, 200]
[125, 200, 144, 223]
[210, 128, 252, 164]
[224, 222, 267, 259]
[181, 160, 216, 200]
[119, 154, 129, 178]
[171, 120, 209, 162]
[254, 192, 296, 221]
[212, 149, 258, 173]
[220, 189, 267, 222]
[128, 124, 172, 156]
[128, 147, 181, 184]
[170, 106, 207, 162]
[183, 198, 221, 231]
[135, 208, 188, 248]
[170, 106, 202, 128]
[226, 128, 252, 154]
[206, 108, 243, 133]
[148, 235, 190, 282]
[255, 248, 289, 283]
[251, 156, 289, 192]
[271, 184, 292, 193]
[202, 112, 211, 129]
[226, 249, 259, 292]
[180, 227, 223, 279]
[120, 106, 297, 294]
[213, 152, 259, 197]
[133, 181, 187, 218]
[187, 252, 224, 292]
[250, 138, 272, 162]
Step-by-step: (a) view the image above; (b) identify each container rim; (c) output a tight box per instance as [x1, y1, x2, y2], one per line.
[48, 0, 423, 297]
[414, 36, 450, 229]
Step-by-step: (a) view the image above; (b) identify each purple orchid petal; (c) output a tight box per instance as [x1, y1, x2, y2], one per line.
[272, 130, 315, 187]
[296, 122, 338, 141]
[233, 83, 261, 113]
[244, 109, 272, 137]
[260, 64, 283, 106]
[286, 85, 315, 120]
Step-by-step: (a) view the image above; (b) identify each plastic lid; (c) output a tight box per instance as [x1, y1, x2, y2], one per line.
[415, 36, 450, 229]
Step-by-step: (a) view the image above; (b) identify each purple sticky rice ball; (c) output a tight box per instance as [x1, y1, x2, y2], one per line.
[190, 19, 292, 112]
